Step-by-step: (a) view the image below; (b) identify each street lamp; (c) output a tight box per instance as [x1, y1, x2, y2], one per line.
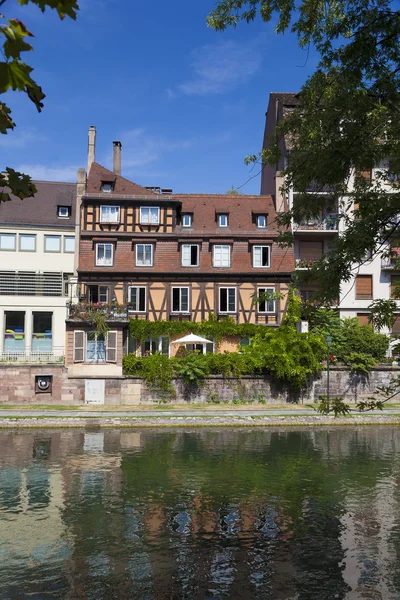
[326, 335, 332, 412]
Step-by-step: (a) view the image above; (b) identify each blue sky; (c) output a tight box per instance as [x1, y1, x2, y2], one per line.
[0, 0, 320, 194]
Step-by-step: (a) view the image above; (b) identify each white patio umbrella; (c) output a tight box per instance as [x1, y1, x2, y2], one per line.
[172, 333, 213, 345]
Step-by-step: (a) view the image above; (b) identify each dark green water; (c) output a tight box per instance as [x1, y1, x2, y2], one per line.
[0, 427, 400, 599]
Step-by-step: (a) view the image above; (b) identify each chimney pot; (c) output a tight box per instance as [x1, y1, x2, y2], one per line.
[113, 141, 122, 176]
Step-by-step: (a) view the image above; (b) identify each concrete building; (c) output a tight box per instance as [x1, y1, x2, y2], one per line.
[0, 182, 77, 359]
[261, 92, 400, 335]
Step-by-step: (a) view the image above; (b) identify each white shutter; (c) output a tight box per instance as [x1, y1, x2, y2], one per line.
[106, 331, 117, 363]
[74, 331, 85, 362]
[254, 247, 261, 266]
[182, 245, 191, 266]
[222, 246, 230, 266]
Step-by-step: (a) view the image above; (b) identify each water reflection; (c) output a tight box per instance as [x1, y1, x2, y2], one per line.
[0, 428, 399, 598]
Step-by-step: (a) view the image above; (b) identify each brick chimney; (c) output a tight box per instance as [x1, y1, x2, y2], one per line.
[113, 141, 122, 176]
[87, 126, 96, 173]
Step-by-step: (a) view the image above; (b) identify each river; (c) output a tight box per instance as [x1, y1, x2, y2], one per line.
[0, 427, 399, 599]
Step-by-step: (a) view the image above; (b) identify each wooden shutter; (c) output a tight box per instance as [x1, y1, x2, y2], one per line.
[106, 331, 117, 363]
[391, 276, 399, 298]
[299, 241, 323, 261]
[392, 316, 400, 334]
[355, 169, 372, 183]
[357, 313, 370, 326]
[74, 331, 85, 362]
[355, 275, 373, 299]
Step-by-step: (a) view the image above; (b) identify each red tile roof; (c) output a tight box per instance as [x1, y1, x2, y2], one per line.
[86, 163, 157, 196]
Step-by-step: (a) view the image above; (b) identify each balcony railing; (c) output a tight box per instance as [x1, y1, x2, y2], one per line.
[0, 347, 64, 364]
[381, 257, 400, 270]
[68, 303, 129, 321]
[293, 214, 338, 232]
[295, 256, 322, 269]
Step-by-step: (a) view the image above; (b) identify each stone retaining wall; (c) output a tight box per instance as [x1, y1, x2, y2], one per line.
[0, 364, 398, 405]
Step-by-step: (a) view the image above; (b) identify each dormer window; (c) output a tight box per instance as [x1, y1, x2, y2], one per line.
[101, 182, 113, 193]
[182, 214, 192, 228]
[58, 206, 70, 218]
[257, 215, 267, 228]
[218, 214, 228, 227]
[100, 205, 120, 223]
[140, 207, 159, 225]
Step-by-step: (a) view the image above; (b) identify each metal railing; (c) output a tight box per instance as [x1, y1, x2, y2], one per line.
[0, 346, 64, 364]
[68, 302, 129, 321]
[381, 258, 399, 270]
[295, 256, 323, 269]
[293, 214, 338, 231]
[0, 271, 63, 296]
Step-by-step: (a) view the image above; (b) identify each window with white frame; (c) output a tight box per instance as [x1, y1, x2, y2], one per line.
[0, 233, 16, 251]
[257, 287, 275, 313]
[213, 245, 230, 267]
[218, 214, 228, 227]
[253, 245, 270, 268]
[64, 236, 75, 253]
[257, 215, 267, 228]
[58, 206, 70, 218]
[87, 285, 108, 304]
[172, 287, 189, 312]
[219, 287, 236, 313]
[182, 214, 192, 227]
[136, 244, 153, 266]
[44, 235, 61, 253]
[140, 207, 159, 225]
[182, 244, 199, 267]
[101, 182, 113, 193]
[128, 286, 146, 312]
[141, 336, 169, 356]
[96, 243, 113, 266]
[19, 234, 36, 251]
[100, 205, 120, 223]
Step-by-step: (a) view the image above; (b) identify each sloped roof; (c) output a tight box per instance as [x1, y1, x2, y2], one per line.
[174, 193, 280, 233]
[86, 162, 157, 196]
[0, 181, 76, 227]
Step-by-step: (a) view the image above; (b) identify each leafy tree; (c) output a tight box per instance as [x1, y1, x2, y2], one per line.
[208, 0, 400, 302]
[0, 0, 79, 202]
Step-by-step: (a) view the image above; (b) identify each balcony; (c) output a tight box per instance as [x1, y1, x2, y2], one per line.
[68, 303, 129, 322]
[295, 256, 322, 269]
[0, 347, 64, 364]
[381, 255, 400, 270]
[293, 214, 338, 232]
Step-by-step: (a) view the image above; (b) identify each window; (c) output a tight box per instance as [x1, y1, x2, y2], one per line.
[86, 331, 106, 362]
[257, 215, 267, 228]
[140, 207, 159, 225]
[257, 287, 275, 313]
[19, 234, 36, 252]
[4, 311, 25, 351]
[0, 234, 16, 251]
[219, 287, 236, 313]
[136, 244, 153, 266]
[128, 286, 146, 312]
[141, 336, 169, 356]
[172, 287, 189, 312]
[218, 214, 228, 227]
[58, 206, 70, 218]
[44, 235, 61, 253]
[64, 236, 75, 253]
[63, 273, 73, 297]
[32, 312, 52, 352]
[100, 205, 120, 223]
[182, 214, 192, 227]
[87, 285, 108, 304]
[182, 244, 199, 267]
[96, 243, 113, 266]
[253, 246, 270, 268]
[213, 245, 230, 267]
[101, 182, 113, 193]
[355, 275, 373, 299]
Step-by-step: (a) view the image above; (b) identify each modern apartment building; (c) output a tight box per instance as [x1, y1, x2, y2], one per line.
[0, 182, 77, 359]
[66, 128, 295, 376]
[261, 92, 400, 334]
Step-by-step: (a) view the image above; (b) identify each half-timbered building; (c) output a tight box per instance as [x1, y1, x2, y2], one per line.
[66, 128, 295, 376]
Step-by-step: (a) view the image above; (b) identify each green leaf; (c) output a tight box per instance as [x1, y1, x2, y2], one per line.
[0, 103, 15, 134]
[1, 19, 34, 60]
[0, 168, 37, 202]
[0, 61, 45, 111]
[17, 0, 79, 20]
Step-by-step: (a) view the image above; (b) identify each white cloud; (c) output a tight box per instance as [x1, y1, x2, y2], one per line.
[174, 39, 262, 97]
[15, 164, 78, 182]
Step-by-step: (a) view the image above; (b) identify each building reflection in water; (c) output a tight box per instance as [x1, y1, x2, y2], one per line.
[0, 428, 399, 598]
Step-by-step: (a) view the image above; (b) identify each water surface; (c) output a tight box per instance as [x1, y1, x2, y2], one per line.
[0, 427, 399, 599]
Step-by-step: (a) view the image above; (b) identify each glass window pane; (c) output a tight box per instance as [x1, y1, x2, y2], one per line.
[45, 236, 61, 252]
[0, 234, 16, 250]
[64, 237, 75, 253]
[4, 311, 25, 351]
[20, 234, 36, 251]
[32, 312, 52, 352]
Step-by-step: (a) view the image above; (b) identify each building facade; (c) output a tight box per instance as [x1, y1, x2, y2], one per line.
[66, 128, 295, 376]
[261, 92, 400, 335]
[0, 182, 77, 359]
